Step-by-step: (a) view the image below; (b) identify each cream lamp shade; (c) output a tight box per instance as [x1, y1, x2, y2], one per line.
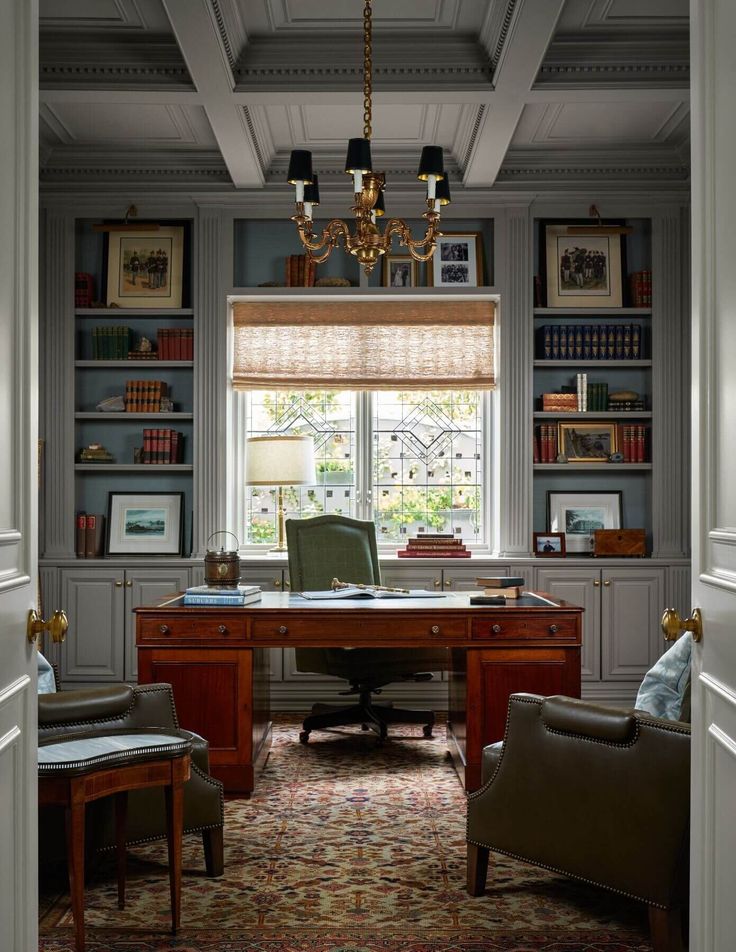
[245, 436, 316, 486]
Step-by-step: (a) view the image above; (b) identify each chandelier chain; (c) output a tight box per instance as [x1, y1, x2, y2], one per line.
[363, 0, 372, 139]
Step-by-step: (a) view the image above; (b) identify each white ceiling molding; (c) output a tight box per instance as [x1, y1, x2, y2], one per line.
[479, 0, 520, 72]
[520, 100, 689, 146]
[261, 0, 461, 33]
[536, 35, 689, 89]
[40, 0, 148, 31]
[581, 0, 688, 31]
[209, 0, 248, 69]
[39, 102, 215, 148]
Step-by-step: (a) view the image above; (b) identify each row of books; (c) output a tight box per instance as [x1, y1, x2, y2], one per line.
[75, 513, 105, 558]
[91, 326, 133, 360]
[621, 424, 649, 463]
[475, 575, 525, 599]
[541, 389, 647, 412]
[140, 428, 184, 464]
[182, 584, 261, 606]
[629, 270, 652, 307]
[285, 254, 316, 287]
[396, 534, 470, 558]
[157, 328, 193, 361]
[537, 324, 645, 360]
[124, 380, 169, 413]
[533, 424, 650, 463]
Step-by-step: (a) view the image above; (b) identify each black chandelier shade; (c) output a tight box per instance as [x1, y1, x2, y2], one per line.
[435, 175, 452, 205]
[303, 175, 320, 205]
[417, 145, 445, 181]
[373, 188, 385, 217]
[345, 137, 373, 175]
[287, 149, 314, 185]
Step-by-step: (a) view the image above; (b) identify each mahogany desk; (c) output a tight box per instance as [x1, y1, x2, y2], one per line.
[135, 591, 583, 795]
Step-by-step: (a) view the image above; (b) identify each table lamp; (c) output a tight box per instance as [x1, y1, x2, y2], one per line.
[245, 435, 316, 552]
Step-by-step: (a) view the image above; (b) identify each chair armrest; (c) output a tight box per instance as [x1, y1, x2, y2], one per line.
[38, 685, 134, 726]
[541, 695, 638, 742]
[126, 683, 179, 730]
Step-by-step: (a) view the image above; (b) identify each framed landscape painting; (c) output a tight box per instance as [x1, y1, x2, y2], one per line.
[558, 423, 618, 461]
[547, 490, 622, 554]
[106, 226, 184, 308]
[107, 492, 184, 556]
[429, 232, 483, 287]
[544, 223, 623, 308]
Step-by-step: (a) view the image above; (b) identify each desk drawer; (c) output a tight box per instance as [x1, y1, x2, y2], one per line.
[138, 615, 248, 643]
[250, 614, 465, 644]
[471, 615, 578, 642]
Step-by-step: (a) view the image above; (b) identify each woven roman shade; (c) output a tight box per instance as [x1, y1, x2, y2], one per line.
[232, 300, 495, 390]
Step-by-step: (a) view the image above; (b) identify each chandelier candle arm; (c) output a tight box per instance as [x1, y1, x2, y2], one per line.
[285, 0, 450, 275]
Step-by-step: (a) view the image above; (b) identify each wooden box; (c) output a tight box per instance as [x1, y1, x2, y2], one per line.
[593, 529, 646, 557]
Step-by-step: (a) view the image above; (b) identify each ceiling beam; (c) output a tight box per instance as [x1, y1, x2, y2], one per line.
[463, 0, 565, 187]
[162, 0, 263, 187]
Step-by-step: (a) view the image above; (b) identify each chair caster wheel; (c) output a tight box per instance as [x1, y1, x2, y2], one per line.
[299, 731, 310, 744]
[423, 725, 434, 738]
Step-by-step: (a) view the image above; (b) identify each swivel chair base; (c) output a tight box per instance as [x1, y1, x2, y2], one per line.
[299, 692, 434, 744]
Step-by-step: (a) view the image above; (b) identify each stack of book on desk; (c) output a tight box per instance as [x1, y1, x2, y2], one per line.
[183, 584, 262, 606]
[396, 534, 470, 558]
[475, 576, 525, 599]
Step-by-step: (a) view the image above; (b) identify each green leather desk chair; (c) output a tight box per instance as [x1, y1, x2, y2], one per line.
[285, 513, 448, 743]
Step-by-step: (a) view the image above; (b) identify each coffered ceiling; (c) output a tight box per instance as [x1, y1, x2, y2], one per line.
[38, 0, 690, 195]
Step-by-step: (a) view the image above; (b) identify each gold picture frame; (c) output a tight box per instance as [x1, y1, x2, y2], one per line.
[106, 226, 184, 308]
[383, 255, 417, 288]
[558, 423, 619, 462]
[428, 232, 483, 287]
[544, 224, 623, 308]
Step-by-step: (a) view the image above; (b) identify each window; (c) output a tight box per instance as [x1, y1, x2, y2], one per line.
[244, 389, 487, 546]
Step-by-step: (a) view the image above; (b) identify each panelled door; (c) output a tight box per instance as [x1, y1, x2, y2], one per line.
[0, 1, 38, 947]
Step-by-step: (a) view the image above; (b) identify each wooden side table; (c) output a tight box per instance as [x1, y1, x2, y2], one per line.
[38, 729, 192, 952]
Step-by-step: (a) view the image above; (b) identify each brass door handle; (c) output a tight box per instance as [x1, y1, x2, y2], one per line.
[27, 609, 68, 646]
[661, 607, 703, 643]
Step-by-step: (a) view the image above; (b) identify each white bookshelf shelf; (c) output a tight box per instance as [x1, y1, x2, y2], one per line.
[533, 360, 652, 368]
[75, 360, 193, 368]
[533, 463, 652, 471]
[75, 413, 193, 420]
[74, 464, 193, 472]
[533, 411, 652, 419]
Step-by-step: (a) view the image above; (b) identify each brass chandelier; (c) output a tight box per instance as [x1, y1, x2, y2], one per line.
[286, 0, 451, 276]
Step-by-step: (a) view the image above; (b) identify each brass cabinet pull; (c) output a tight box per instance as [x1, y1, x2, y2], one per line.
[278, 625, 288, 635]
[661, 607, 703, 643]
[549, 624, 559, 634]
[593, 579, 601, 587]
[492, 624, 502, 634]
[603, 579, 611, 587]
[159, 624, 170, 635]
[125, 580, 133, 588]
[217, 625, 229, 635]
[431, 625, 440, 635]
[273, 578, 282, 589]
[115, 580, 123, 587]
[433, 578, 441, 588]
[444, 579, 452, 588]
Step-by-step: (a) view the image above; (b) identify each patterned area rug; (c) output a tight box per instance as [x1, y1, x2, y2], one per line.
[40, 718, 652, 951]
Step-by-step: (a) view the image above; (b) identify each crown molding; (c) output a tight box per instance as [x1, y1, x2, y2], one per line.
[498, 147, 689, 185]
[39, 148, 231, 188]
[479, 0, 520, 73]
[39, 34, 193, 89]
[209, 0, 248, 71]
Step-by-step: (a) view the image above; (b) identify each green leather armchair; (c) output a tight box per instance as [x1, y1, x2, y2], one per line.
[38, 682, 224, 877]
[466, 693, 690, 952]
[285, 514, 448, 743]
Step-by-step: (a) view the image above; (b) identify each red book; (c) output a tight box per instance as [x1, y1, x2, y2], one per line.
[636, 425, 646, 463]
[84, 515, 97, 558]
[397, 549, 471, 558]
[143, 428, 152, 463]
[186, 328, 193, 361]
[533, 428, 540, 464]
[170, 430, 179, 463]
[75, 513, 87, 558]
[163, 429, 172, 464]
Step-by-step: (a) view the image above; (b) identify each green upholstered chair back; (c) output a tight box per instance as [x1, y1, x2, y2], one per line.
[286, 514, 381, 591]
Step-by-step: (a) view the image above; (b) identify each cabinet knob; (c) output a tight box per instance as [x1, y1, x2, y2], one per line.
[593, 579, 601, 587]
[278, 625, 288, 635]
[217, 625, 229, 635]
[603, 579, 611, 587]
[431, 624, 440, 635]
[284, 579, 291, 589]
[125, 580, 133, 588]
[115, 580, 123, 587]
[549, 624, 559, 634]
[433, 578, 441, 588]
[273, 579, 282, 589]
[492, 624, 502, 634]
[159, 624, 170, 635]
[444, 579, 452, 588]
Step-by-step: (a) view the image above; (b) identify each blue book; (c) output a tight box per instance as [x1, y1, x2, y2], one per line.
[183, 592, 261, 606]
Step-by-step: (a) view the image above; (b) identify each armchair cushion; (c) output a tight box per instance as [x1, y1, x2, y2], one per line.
[635, 633, 692, 722]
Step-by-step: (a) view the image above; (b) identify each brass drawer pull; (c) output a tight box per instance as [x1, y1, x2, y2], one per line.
[549, 624, 559, 634]
[218, 625, 229, 635]
[431, 625, 440, 635]
[273, 578, 282, 589]
[492, 624, 502, 634]
[278, 625, 288, 635]
[159, 624, 170, 635]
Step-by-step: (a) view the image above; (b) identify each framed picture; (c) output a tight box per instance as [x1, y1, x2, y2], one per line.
[429, 232, 483, 287]
[533, 532, 566, 557]
[558, 423, 618, 462]
[106, 492, 184, 556]
[105, 226, 184, 308]
[383, 255, 417, 288]
[547, 491, 622, 555]
[544, 223, 623, 308]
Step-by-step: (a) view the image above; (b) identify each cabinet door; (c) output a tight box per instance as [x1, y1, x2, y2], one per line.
[441, 565, 512, 592]
[60, 568, 125, 682]
[125, 568, 191, 681]
[535, 566, 601, 681]
[601, 567, 666, 681]
[381, 566, 442, 592]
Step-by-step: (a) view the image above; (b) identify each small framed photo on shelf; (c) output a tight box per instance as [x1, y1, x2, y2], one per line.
[106, 492, 184, 556]
[558, 423, 619, 461]
[533, 532, 566, 557]
[105, 226, 184, 308]
[383, 255, 417, 288]
[547, 490, 622, 555]
[544, 223, 623, 308]
[429, 232, 483, 287]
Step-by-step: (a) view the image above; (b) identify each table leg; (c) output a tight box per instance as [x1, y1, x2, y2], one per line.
[164, 765, 185, 934]
[66, 782, 86, 952]
[114, 791, 128, 909]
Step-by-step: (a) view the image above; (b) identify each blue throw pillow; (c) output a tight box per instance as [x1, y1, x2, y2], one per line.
[37, 653, 57, 694]
[635, 633, 692, 722]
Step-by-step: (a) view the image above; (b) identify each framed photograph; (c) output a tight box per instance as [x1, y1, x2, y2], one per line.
[383, 255, 417, 288]
[106, 492, 184, 556]
[429, 232, 483, 287]
[533, 532, 566, 557]
[544, 223, 623, 308]
[558, 423, 619, 462]
[105, 226, 184, 308]
[547, 491, 622, 555]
